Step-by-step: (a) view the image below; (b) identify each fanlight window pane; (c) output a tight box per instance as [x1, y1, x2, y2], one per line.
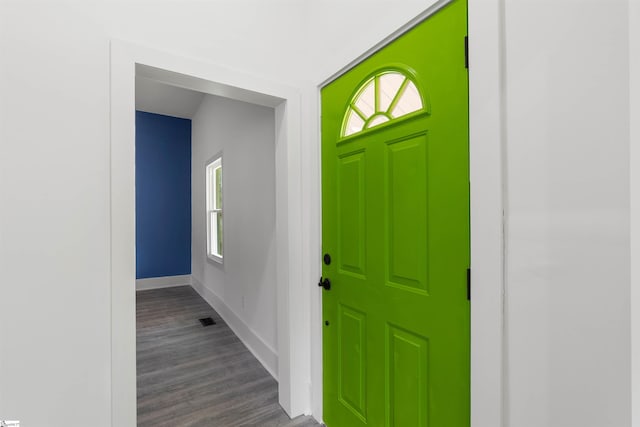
[366, 115, 390, 129]
[390, 81, 422, 118]
[378, 73, 406, 112]
[341, 70, 424, 138]
[353, 81, 375, 117]
[345, 109, 366, 136]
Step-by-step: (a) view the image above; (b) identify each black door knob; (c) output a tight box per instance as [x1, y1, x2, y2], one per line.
[318, 277, 331, 290]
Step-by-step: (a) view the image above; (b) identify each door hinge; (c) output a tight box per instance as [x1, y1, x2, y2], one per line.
[464, 36, 469, 69]
[466, 268, 471, 300]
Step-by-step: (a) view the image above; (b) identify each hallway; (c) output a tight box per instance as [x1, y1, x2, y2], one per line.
[136, 286, 320, 427]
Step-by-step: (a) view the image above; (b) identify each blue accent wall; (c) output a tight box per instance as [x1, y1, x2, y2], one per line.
[136, 111, 191, 279]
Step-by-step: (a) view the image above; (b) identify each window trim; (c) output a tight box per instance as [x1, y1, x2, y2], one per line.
[206, 153, 223, 264]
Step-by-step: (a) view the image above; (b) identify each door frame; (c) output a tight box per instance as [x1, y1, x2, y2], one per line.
[109, 40, 311, 426]
[631, 0, 640, 424]
[309, 0, 506, 425]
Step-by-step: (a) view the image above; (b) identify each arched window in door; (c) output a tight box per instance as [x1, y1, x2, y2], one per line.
[341, 70, 427, 138]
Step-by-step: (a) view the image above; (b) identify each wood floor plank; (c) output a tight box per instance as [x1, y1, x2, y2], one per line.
[137, 286, 320, 427]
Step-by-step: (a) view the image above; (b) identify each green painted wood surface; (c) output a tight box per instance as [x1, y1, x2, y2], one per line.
[321, 2, 469, 426]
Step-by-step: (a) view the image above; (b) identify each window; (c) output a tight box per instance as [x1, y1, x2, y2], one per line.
[342, 70, 426, 138]
[206, 155, 223, 262]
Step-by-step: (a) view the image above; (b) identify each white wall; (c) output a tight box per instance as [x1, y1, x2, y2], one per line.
[503, 1, 630, 426]
[0, 2, 426, 424]
[191, 94, 278, 376]
[0, 2, 303, 426]
[0, 0, 633, 426]
[0, 2, 307, 425]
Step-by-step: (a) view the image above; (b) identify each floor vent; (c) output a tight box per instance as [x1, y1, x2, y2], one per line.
[199, 317, 216, 327]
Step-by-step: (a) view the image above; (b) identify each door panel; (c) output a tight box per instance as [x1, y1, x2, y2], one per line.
[385, 133, 429, 293]
[337, 151, 367, 277]
[386, 325, 429, 427]
[338, 304, 367, 421]
[322, 2, 469, 426]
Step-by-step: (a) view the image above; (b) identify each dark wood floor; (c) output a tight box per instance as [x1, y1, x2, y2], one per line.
[137, 286, 320, 427]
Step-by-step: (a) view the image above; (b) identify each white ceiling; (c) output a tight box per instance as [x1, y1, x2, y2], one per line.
[135, 76, 205, 119]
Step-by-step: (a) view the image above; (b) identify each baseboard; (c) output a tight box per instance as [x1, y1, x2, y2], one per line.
[136, 274, 192, 291]
[190, 276, 278, 380]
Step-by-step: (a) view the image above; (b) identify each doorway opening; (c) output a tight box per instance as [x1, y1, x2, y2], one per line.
[110, 43, 311, 426]
[134, 75, 312, 424]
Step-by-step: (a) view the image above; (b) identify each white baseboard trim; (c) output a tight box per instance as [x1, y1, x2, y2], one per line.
[136, 274, 192, 291]
[190, 276, 279, 380]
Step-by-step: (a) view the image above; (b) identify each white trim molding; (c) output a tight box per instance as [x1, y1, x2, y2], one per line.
[110, 40, 310, 427]
[468, 0, 506, 426]
[191, 276, 278, 379]
[135, 275, 191, 291]
[630, 0, 639, 424]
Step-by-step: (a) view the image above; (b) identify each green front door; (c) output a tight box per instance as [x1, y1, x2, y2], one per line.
[321, 2, 469, 426]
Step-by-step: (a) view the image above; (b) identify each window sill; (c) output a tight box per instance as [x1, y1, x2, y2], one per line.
[207, 254, 223, 265]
